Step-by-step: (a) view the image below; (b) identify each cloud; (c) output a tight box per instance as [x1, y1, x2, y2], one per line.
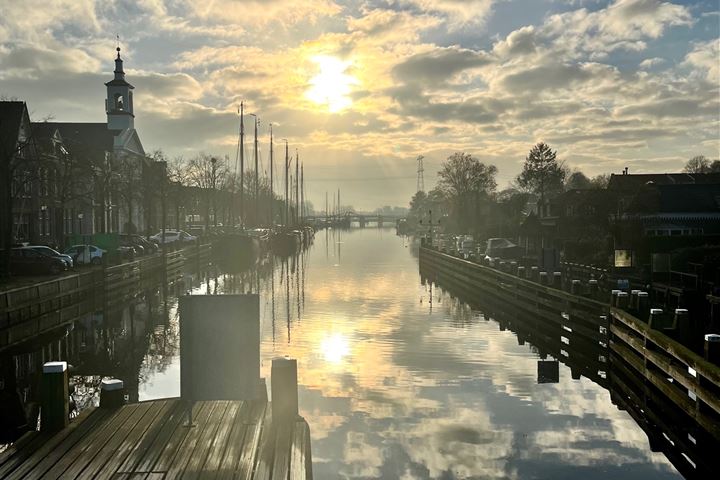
[638, 57, 665, 69]
[392, 47, 494, 86]
[394, 0, 497, 28]
[683, 39, 720, 83]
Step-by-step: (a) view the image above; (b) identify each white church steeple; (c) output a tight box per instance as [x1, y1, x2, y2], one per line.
[105, 45, 135, 131]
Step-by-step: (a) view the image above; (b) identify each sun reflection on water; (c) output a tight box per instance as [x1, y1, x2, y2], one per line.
[319, 332, 350, 364]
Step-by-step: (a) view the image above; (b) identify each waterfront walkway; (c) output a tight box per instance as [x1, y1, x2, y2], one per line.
[0, 398, 312, 479]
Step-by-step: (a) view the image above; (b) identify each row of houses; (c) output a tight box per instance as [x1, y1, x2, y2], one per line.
[0, 48, 168, 249]
[520, 171, 720, 271]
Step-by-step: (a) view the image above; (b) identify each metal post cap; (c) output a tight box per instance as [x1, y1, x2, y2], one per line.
[705, 334, 720, 342]
[650, 308, 663, 315]
[101, 378, 124, 391]
[43, 361, 67, 373]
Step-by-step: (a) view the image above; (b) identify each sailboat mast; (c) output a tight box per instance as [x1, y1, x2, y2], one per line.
[254, 116, 259, 226]
[300, 162, 304, 224]
[295, 151, 299, 226]
[284, 140, 289, 227]
[239, 102, 244, 226]
[269, 124, 273, 227]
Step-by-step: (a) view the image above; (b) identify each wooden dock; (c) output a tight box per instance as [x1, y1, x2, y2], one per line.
[0, 398, 312, 479]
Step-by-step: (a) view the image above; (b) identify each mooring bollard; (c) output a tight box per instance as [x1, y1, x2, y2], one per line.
[100, 378, 125, 408]
[674, 308, 690, 343]
[517, 266, 525, 278]
[530, 266, 539, 282]
[588, 279, 599, 297]
[630, 290, 640, 310]
[539, 271, 548, 285]
[271, 357, 299, 422]
[552, 272, 562, 289]
[570, 279, 581, 295]
[705, 334, 720, 365]
[617, 291, 629, 310]
[648, 308, 664, 329]
[637, 292, 649, 320]
[41, 361, 69, 432]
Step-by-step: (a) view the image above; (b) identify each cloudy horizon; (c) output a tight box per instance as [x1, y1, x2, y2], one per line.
[1, 0, 718, 211]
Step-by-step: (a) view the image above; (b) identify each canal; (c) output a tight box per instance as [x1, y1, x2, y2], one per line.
[1, 227, 683, 478]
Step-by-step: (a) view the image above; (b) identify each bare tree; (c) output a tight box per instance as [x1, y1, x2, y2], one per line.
[683, 155, 711, 173]
[187, 154, 228, 229]
[437, 152, 497, 233]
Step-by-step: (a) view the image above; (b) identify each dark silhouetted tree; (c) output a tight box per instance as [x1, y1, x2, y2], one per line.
[438, 152, 497, 233]
[683, 155, 711, 173]
[565, 170, 591, 190]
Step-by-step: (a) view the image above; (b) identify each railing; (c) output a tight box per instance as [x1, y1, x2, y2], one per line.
[609, 307, 720, 474]
[0, 243, 212, 351]
[420, 247, 609, 358]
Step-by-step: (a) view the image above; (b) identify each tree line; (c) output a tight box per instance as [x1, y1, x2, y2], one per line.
[409, 143, 717, 238]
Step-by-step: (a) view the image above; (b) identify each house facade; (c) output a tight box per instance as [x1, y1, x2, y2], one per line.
[0, 47, 156, 248]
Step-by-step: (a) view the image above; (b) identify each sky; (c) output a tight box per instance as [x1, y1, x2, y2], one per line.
[0, 0, 718, 211]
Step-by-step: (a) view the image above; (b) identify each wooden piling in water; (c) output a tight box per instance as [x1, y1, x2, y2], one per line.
[271, 357, 299, 422]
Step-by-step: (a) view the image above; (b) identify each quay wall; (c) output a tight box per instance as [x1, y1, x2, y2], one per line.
[0, 243, 212, 352]
[419, 246, 610, 350]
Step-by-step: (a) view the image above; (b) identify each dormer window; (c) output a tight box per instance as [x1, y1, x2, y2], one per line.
[114, 93, 124, 110]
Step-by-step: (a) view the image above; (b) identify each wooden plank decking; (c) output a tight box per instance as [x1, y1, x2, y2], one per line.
[0, 398, 312, 480]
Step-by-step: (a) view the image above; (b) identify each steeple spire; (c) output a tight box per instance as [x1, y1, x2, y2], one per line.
[114, 35, 125, 80]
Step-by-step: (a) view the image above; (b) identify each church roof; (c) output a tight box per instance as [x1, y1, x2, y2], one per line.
[43, 122, 117, 157]
[105, 78, 134, 88]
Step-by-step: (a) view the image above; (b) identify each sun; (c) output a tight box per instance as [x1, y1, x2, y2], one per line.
[305, 55, 357, 113]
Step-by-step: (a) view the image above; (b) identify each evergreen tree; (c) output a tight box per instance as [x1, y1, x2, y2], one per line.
[516, 142, 565, 201]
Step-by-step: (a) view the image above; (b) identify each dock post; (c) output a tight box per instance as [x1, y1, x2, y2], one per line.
[637, 292, 649, 320]
[552, 271, 562, 289]
[271, 357, 299, 422]
[539, 271, 548, 285]
[517, 266, 525, 278]
[648, 308, 664, 330]
[100, 378, 125, 408]
[571, 279, 581, 295]
[674, 308, 690, 345]
[630, 290, 640, 311]
[617, 291, 629, 310]
[588, 279, 599, 298]
[41, 361, 69, 432]
[530, 266, 539, 282]
[610, 289, 620, 307]
[510, 261, 517, 275]
[705, 334, 720, 365]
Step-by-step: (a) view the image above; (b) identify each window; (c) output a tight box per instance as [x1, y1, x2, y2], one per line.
[114, 93, 124, 111]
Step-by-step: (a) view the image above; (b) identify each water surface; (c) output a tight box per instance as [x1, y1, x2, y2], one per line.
[140, 228, 680, 479]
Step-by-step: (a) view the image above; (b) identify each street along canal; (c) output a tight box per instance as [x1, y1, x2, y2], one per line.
[1, 228, 684, 478]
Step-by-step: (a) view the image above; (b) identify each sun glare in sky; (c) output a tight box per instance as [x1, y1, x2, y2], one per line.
[305, 55, 357, 113]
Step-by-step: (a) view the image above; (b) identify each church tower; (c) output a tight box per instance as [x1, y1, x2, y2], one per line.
[105, 46, 134, 131]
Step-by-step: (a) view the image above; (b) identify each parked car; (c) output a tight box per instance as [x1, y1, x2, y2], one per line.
[128, 234, 158, 254]
[22, 245, 74, 269]
[8, 248, 66, 275]
[484, 238, 520, 261]
[64, 244, 106, 265]
[119, 235, 144, 256]
[149, 230, 197, 244]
